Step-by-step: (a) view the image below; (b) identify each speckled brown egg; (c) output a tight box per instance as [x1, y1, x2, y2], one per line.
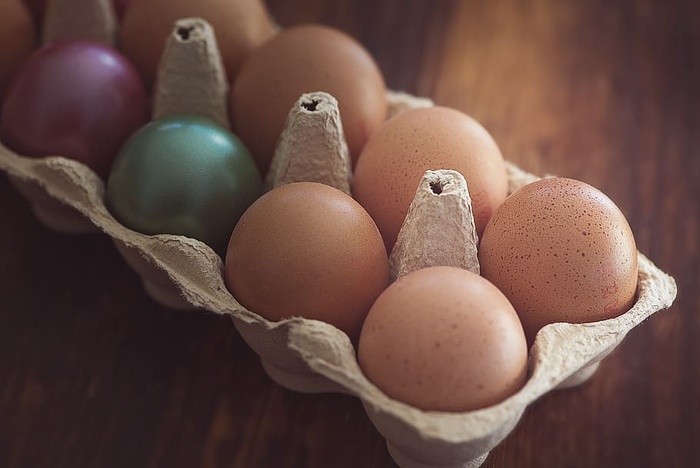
[352, 106, 508, 252]
[230, 24, 387, 175]
[358, 266, 528, 412]
[224, 182, 389, 342]
[479, 177, 639, 343]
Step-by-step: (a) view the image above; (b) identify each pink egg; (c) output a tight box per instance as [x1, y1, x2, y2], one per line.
[0, 40, 149, 178]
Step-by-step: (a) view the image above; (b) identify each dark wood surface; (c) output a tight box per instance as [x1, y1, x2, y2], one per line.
[1, 1, 698, 467]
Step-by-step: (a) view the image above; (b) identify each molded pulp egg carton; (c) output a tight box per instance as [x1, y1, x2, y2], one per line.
[0, 10, 677, 468]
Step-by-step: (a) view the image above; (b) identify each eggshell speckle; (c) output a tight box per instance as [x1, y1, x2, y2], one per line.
[352, 106, 508, 252]
[358, 266, 528, 412]
[479, 177, 639, 343]
[224, 181, 389, 341]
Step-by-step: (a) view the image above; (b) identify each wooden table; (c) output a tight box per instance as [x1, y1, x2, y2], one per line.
[1, 1, 697, 467]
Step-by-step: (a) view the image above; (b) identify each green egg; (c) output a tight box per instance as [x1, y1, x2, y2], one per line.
[107, 115, 262, 255]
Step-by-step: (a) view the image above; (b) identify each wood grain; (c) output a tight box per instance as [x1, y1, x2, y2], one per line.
[1, 1, 698, 467]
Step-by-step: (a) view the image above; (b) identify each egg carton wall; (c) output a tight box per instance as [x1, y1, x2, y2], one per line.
[0, 11, 677, 468]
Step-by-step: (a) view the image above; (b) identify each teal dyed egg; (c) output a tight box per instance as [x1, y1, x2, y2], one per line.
[106, 115, 262, 255]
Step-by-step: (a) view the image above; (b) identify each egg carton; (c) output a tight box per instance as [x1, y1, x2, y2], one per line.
[0, 12, 677, 468]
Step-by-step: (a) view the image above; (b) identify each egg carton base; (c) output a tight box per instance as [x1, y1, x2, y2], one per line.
[362, 398, 525, 468]
[260, 357, 352, 394]
[10, 175, 97, 234]
[555, 360, 601, 390]
[112, 237, 198, 311]
[388, 444, 489, 468]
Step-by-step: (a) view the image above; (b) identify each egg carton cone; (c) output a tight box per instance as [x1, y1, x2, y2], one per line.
[0, 16, 678, 468]
[152, 18, 231, 129]
[265, 91, 352, 195]
[389, 169, 480, 281]
[43, 0, 117, 47]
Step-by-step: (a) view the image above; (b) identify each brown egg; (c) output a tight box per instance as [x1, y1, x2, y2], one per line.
[118, 0, 277, 88]
[352, 106, 508, 252]
[479, 177, 639, 343]
[358, 266, 528, 412]
[224, 182, 389, 341]
[230, 24, 387, 175]
[0, 0, 37, 98]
